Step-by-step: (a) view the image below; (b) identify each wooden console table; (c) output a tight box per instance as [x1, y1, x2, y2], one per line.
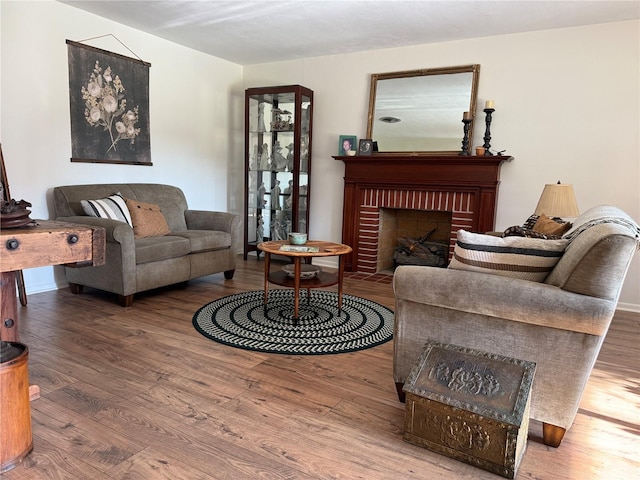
[1, 220, 106, 342]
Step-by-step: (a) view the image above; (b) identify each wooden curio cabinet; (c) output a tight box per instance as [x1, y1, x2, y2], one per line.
[244, 85, 313, 259]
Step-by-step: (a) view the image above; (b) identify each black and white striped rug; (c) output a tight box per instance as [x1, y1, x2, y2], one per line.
[192, 289, 394, 355]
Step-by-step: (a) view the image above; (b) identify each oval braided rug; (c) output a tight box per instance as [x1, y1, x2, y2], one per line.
[192, 289, 394, 355]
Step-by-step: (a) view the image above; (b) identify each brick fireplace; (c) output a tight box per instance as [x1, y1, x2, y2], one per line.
[335, 154, 513, 273]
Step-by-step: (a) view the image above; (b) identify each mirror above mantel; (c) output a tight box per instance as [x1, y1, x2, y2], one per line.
[366, 64, 480, 155]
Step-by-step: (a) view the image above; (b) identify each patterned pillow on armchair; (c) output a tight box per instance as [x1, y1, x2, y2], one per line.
[503, 214, 572, 240]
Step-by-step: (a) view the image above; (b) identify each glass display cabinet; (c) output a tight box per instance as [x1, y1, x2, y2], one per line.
[244, 85, 313, 259]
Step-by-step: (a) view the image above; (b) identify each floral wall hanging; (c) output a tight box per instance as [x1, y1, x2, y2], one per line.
[67, 39, 152, 165]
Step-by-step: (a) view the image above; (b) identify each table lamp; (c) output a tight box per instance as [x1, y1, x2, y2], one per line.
[534, 181, 580, 218]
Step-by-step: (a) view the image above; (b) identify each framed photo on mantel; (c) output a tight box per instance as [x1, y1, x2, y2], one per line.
[338, 135, 357, 156]
[358, 138, 373, 156]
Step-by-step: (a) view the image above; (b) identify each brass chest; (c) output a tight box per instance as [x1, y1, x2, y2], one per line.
[403, 341, 536, 479]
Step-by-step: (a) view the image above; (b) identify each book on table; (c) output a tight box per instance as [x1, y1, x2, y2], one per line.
[279, 245, 319, 253]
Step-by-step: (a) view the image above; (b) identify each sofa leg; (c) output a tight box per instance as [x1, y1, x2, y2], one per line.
[224, 269, 235, 280]
[118, 294, 134, 308]
[395, 382, 406, 403]
[68, 282, 84, 295]
[543, 423, 566, 448]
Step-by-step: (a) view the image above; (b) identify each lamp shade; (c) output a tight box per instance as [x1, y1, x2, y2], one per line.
[534, 182, 579, 218]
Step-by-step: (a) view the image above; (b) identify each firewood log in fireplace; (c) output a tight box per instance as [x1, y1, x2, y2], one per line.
[394, 232, 448, 268]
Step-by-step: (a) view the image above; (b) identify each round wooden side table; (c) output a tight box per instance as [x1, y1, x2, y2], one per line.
[257, 240, 352, 322]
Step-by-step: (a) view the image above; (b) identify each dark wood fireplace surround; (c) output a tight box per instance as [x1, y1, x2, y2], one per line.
[334, 154, 513, 272]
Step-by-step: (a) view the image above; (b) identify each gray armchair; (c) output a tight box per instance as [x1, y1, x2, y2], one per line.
[392, 205, 639, 447]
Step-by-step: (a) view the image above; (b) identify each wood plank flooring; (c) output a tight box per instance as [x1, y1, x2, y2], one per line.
[3, 256, 639, 479]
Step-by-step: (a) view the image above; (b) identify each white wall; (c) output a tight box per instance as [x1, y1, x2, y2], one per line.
[1, 1, 244, 293]
[243, 20, 640, 310]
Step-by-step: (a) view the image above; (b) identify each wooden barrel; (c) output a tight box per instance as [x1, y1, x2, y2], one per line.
[0, 342, 32, 473]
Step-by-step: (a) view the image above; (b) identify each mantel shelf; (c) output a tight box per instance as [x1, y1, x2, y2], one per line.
[334, 154, 513, 165]
[334, 155, 513, 188]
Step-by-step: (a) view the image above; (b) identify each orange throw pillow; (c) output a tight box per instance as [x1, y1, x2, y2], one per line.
[125, 198, 172, 239]
[533, 213, 572, 236]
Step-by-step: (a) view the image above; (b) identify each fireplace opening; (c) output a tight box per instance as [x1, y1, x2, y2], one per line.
[378, 209, 451, 272]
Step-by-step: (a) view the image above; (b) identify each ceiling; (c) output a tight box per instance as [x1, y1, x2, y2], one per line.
[59, 1, 640, 65]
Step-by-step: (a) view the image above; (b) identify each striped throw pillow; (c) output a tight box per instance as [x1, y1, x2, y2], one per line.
[81, 193, 133, 227]
[449, 229, 568, 282]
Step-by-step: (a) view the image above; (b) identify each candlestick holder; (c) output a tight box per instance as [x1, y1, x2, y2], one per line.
[482, 108, 495, 156]
[459, 118, 472, 156]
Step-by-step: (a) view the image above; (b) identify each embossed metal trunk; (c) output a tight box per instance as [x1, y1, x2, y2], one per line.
[403, 341, 536, 479]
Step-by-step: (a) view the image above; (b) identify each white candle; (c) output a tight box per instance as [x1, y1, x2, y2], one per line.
[463, 111, 471, 120]
[485, 100, 495, 109]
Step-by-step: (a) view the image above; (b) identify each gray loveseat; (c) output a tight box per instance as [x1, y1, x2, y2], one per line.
[392, 205, 639, 447]
[53, 183, 241, 306]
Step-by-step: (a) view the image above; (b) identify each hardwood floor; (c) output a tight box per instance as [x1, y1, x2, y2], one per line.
[3, 256, 639, 479]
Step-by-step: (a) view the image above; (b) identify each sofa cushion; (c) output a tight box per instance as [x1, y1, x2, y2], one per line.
[81, 193, 133, 226]
[125, 198, 172, 239]
[449, 229, 569, 282]
[172, 230, 232, 253]
[127, 184, 189, 231]
[134, 236, 191, 265]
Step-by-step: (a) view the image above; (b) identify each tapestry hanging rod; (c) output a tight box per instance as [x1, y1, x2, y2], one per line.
[67, 34, 151, 67]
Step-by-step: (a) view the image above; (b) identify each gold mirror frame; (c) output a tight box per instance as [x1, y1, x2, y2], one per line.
[366, 64, 480, 155]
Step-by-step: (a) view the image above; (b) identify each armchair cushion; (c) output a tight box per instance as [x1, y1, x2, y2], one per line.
[503, 214, 571, 239]
[522, 213, 569, 229]
[533, 213, 572, 236]
[449, 229, 568, 282]
[502, 225, 561, 239]
[81, 193, 132, 226]
[125, 198, 171, 239]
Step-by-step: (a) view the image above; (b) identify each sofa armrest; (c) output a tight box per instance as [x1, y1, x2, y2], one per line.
[393, 265, 615, 336]
[184, 210, 235, 231]
[55, 216, 134, 245]
[185, 210, 241, 250]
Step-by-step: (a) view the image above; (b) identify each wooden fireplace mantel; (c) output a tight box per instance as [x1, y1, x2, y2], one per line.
[335, 154, 513, 186]
[334, 154, 513, 271]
